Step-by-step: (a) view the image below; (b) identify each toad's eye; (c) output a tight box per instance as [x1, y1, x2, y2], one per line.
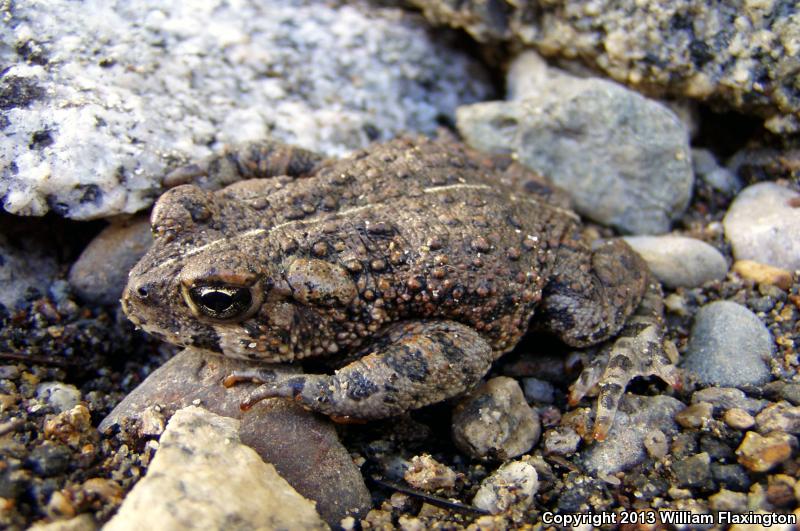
[187, 285, 253, 320]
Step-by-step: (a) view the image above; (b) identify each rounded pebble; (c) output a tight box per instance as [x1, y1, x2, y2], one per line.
[736, 431, 797, 472]
[724, 408, 755, 430]
[732, 260, 793, 291]
[623, 235, 728, 288]
[643, 429, 669, 459]
[675, 402, 714, 429]
[723, 183, 800, 271]
[521, 377, 555, 404]
[472, 461, 539, 515]
[681, 301, 774, 387]
[36, 382, 82, 413]
[542, 427, 581, 456]
[755, 402, 800, 435]
[403, 454, 458, 492]
[451, 377, 541, 460]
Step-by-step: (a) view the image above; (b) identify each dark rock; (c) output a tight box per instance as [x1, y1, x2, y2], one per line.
[710, 463, 751, 492]
[26, 443, 71, 477]
[671, 453, 714, 491]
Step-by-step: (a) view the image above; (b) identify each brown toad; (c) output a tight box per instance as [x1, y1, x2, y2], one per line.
[122, 136, 679, 440]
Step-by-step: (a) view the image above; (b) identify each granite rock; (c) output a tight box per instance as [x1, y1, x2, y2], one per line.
[412, 0, 800, 132]
[457, 52, 692, 234]
[104, 406, 327, 530]
[0, 0, 491, 219]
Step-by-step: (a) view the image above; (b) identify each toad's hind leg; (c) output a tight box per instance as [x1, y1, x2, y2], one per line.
[539, 239, 681, 441]
[227, 320, 493, 420]
[567, 277, 682, 441]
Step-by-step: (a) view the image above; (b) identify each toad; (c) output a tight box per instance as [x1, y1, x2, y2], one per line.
[122, 136, 679, 441]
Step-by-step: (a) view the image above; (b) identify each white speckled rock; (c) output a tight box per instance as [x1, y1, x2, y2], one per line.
[723, 183, 800, 271]
[623, 235, 728, 288]
[472, 461, 538, 515]
[681, 301, 774, 387]
[0, 0, 491, 219]
[457, 51, 692, 235]
[104, 406, 327, 531]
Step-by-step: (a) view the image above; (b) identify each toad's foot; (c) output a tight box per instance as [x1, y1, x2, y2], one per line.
[567, 277, 682, 441]
[225, 320, 493, 420]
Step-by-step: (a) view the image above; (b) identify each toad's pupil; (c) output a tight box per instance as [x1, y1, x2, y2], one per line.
[190, 285, 252, 319]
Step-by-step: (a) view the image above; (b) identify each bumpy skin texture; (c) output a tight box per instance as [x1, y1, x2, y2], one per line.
[122, 136, 678, 440]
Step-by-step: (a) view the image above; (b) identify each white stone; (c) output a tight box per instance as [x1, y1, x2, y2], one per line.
[472, 461, 538, 515]
[624, 235, 728, 288]
[104, 406, 327, 531]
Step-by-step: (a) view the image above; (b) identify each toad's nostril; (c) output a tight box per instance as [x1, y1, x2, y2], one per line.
[137, 285, 150, 298]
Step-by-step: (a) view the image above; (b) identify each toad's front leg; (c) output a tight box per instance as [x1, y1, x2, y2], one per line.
[224, 320, 493, 420]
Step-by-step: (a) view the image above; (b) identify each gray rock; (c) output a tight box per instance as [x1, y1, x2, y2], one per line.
[0, 0, 491, 219]
[624, 235, 728, 288]
[0, 233, 59, 310]
[580, 394, 684, 475]
[692, 149, 741, 196]
[451, 376, 541, 460]
[104, 406, 327, 531]
[521, 377, 555, 404]
[671, 452, 714, 490]
[542, 427, 581, 456]
[457, 52, 692, 234]
[411, 0, 800, 133]
[239, 400, 372, 525]
[100, 348, 369, 526]
[755, 402, 800, 435]
[35, 382, 81, 413]
[764, 381, 800, 406]
[723, 183, 800, 271]
[681, 301, 774, 387]
[68, 217, 152, 305]
[472, 461, 538, 515]
[691, 387, 768, 415]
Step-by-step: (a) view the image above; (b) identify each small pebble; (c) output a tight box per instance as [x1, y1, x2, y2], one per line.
[624, 235, 728, 288]
[692, 148, 741, 195]
[711, 463, 751, 492]
[542, 427, 581, 456]
[708, 489, 748, 512]
[755, 402, 800, 435]
[732, 260, 793, 291]
[451, 377, 541, 460]
[36, 382, 81, 413]
[675, 402, 714, 429]
[723, 182, 800, 271]
[403, 454, 459, 492]
[671, 452, 714, 490]
[472, 461, 539, 515]
[681, 301, 774, 387]
[643, 429, 669, 459]
[724, 408, 755, 430]
[736, 431, 797, 472]
[521, 377, 555, 403]
[691, 387, 768, 415]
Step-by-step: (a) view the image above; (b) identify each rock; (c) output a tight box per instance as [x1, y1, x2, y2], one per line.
[472, 461, 538, 515]
[755, 402, 800, 435]
[580, 395, 684, 475]
[403, 454, 459, 493]
[0, 0, 490, 219]
[709, 489, 748, 512]
[732, 260, 794, 291]
[412, 0, 800, 133]
[68, 217, 152, 305]
[0, 233, 59, 310]
[681, 301, 774, 387]
[28, 514, 97, 531]
[451, 376, 541, 460]
[104, 406, 327, 530]
[239, 401, 372, 525]
[724, 409, 756, 431]
[542, 427, 581, 456]
[643, 430, 669, 460]
[723, 183, 800, 272]
[675, 402, 714, 429]
[764, 381, 800, 406]
[671, 452, 714, 491]
[457, 51, 692, 234]
[624, 235, 727, 288]
[26, 442, 71, 477]
[100, 348, 369, 526]
[692, 148, 741, 196]
[736, 431, 797, 472]
[710, 464, 751, 492]
[521, 377, 555, 404]
[691, 387, 768, 415]
[35, 382, 81, 413]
